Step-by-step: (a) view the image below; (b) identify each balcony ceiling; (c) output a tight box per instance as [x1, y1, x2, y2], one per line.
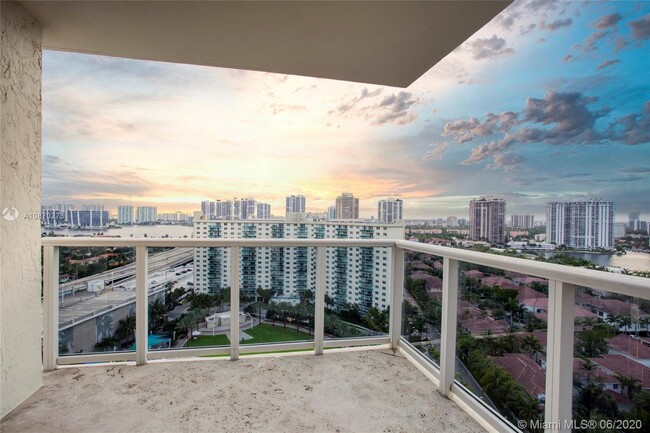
[19, 0, 511, 87]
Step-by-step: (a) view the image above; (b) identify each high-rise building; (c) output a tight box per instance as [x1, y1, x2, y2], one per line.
[377, 198, 403, 223]
[613, 222, 627, 239]
[256, 203, 271, 220]
[546, 200, 614, 249]
[327, 206, 336, 220]
[40, 207, 64, 226]
[201, 200, 214, 219]
[446, 216, 458, 227]
[117, 206, 134, 225]
[135, 206, 157, 224]
[158, 212, 191, 222]
[629, 211, 640, 223]
[335, 193, 359, 220]
[193, 220, 404, 314]
[66, 210, 109, 228]
[510, 214, 535, 229]
[469, 196, 506, 244]
[285, 195, 306, 214]
[457, 218, 468, 227]
[81, 204, 104, 211]
[232, 198, 256, 220]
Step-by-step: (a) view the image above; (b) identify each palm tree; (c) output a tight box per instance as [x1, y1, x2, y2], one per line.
[640, 316, 650, 335]
[605, 314, 621, 330]
[176, 310, 201, 342]
[116, 315, 136, 343]
[148, 299, 167, 331]
[521, 335, 543, 357]
[620, 316, 633, 335]
[614, 373, 642, 398]
[480, 365, 514, 403]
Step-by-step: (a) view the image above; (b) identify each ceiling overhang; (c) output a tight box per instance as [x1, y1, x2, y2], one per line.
[19, 0, 511, 87]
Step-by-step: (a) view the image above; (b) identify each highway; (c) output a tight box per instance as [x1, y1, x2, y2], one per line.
[60, 247, 193, 295]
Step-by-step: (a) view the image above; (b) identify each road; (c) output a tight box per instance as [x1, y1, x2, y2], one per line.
[59, 247, 193, 295]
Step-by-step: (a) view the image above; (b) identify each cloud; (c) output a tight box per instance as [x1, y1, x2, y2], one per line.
[540, 18, 573, 31]
[332, 87, 383, 115]
[330, 88, 419, 126]
[594, 13, 623, 30]
[422, 142, 449, 161]
[373, 92, 419, 125]
[609, 101, 650, 145]
[596, 59, 621, 70]
[452, 91, 614, 168]
[468, 35, 514, 60]
[629, 14, 650, 40]
[618, 167, 650, 174]
[562, 54, 575, 62]
[442, 111, 519, 143]
[486, 153, 526, 173]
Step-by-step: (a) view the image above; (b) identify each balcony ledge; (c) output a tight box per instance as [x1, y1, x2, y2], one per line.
[1, 350, 483, 433]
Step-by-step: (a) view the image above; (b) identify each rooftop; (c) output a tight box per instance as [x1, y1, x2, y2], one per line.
[0, 350, 483, 433]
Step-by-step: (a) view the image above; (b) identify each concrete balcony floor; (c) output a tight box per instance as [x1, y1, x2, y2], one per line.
[1, 349, 483, 433]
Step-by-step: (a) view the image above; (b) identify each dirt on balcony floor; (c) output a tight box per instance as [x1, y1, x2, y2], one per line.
[1, 349, 485, 433]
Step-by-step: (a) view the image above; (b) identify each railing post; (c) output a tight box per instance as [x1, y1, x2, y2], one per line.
[545, 280, 575, 433]
[230, 246, 240, 361]
[439, 257, 459, 396]
[314, 246, 326, 355]
[135, 246, 149, 365]
[43, 245, 59, 371]
[389, 246, 404, 350]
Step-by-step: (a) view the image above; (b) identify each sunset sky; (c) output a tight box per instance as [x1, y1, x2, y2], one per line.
[42, 1, 650, 220]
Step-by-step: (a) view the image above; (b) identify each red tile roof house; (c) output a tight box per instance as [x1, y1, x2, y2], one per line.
[516, 286, 546, 300]
[576, 294, 649, 332]
[410, 261, 432, 272]
[480, 276, 518, 289]
[410, 271, 443, 291]
[459, 316, 510, 336]
[591, 354, 650, 388]
[462, 270, 485, 279]
[490, 353, 546, 402]
[512, 276, 548, 287]
[573, 358, 622, 392]
[608, 334, 650, 367]
[519, 298, 597, 322]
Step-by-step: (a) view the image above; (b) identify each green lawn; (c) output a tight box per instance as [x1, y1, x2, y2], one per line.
[187, 324, 312, 349]
[241, 324, 312, 345]
[187, 334, 230, 347]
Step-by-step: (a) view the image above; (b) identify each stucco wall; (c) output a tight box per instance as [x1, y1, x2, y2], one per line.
[1, 1, 43, 418]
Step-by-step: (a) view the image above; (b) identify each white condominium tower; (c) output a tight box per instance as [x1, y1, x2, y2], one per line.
[469, 196, 506, 244]
[335, 193, 359, 220]
[117, 206, 134, 224]
[256, 203, 271, 220]
[193, 220, 404, 314]
[285, 195, 306, 214]
[377, 198, 403, 223]
[135, 206, 157, 224]
[546, 200, 614, 249]
[510, 214, 535, 229]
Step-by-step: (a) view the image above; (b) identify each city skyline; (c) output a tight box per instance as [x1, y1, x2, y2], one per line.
[42, 1, 650, 219]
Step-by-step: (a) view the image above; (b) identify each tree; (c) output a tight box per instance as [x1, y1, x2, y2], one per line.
[576, 323, 613, 358]
[256, 287, 274, 305]
[363, 307, 389, 334]
[116, 315, 136, 343]
[614, 373, 642, 399]
[521, 335, 543, 357]
[176, 310, 201, 341]
[149, 299, 168, 331]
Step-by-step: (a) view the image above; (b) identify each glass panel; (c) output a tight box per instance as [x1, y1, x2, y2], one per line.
[402, 250, 444, 366]
[58, 246, 136, 356]
[456, 261, 546, 431]
[324, 246, 391, 341]
[572, 286, 650, 430]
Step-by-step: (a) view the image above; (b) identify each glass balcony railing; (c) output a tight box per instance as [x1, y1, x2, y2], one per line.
[42, 237, 650, 433]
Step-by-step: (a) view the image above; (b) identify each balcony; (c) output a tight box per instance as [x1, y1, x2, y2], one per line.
[4, 237, 649, 433]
